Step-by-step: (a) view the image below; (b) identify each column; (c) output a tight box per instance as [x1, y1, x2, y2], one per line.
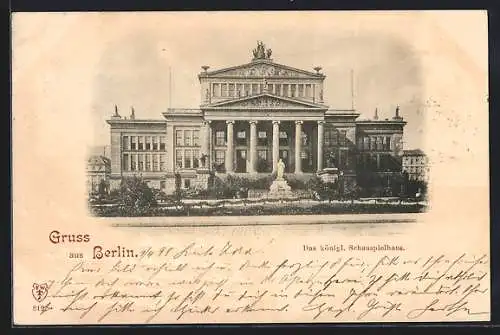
[225, 121, 234, 172]
[317, 121, 324, 171]
[249, 121, 258, 173]
[295, 121, 303, 173]
[201, 121, 211, 168]
[272, 121, 280, 173]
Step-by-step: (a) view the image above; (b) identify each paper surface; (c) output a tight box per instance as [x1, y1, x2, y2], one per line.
[12, 11, 490, 324]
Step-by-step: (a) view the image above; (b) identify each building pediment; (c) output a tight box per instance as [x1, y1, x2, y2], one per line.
[203, 93, 328, 109]
[201, 60, 324, 79]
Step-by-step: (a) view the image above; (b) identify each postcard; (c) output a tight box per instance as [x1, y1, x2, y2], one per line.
[12, 11, 490, 324]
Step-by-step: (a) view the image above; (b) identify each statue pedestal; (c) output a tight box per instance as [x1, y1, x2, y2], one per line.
[268, 179, 293, 199]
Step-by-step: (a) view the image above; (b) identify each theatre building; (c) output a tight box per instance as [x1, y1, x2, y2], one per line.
[107, 42, 407, 194]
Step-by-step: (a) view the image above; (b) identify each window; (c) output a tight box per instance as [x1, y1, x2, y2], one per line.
[131, 155, 137, 171]
[184, 150, 192, 168]
[175, 150, 182, 168]
[215, 150, 225, 165]
[160, 155, 165, 171]
[193, 130, 200, 146]
[122, 154, 129, 171]
[228, 83, 235, 97]
[131, 136, 137, 150]
[212, 83, 219, 97]
[236, 131, 247, 145]
[153, 155, 159, 171]
[152, 137, 158, 150]
[221, 83, 228, 97]
[160, 181, 166, 190]
[184, 179, 191, 189]
[298, 84, 304, 97]
[370, 137, 376, 150]
[184, 130, 192, 146]
[215, 130, 225, 146]
[376, 136, 383, 150]
[383, 136, 390, 151]
[244, 84, 250, 96]
[160, 136, 166, 151]
[193, 149, 199, 168]
[258, 131, 267, 146]
[357, 138, 363, 150]
[290, 84, 296, 97]
[138, 137, 144, 151]
[138, 154, 144, 171]
[145, 136, 151, 150]
[145, 154, 151, 171]
[122, 136, 129, 150]
[236, 83, 243, 97]
[176, 130, 183, 146]
[279, 131, 288, 146]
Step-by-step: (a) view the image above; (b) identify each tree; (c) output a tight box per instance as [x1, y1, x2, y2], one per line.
[119, 176, 157, 215]
[307, 176, 338, 202]
[97, 179, 108, 198]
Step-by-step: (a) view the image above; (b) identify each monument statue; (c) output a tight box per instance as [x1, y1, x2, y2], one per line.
[252, 41, 273, 60]
[268, 158, 292, 199]
[277, 159, 285, 180]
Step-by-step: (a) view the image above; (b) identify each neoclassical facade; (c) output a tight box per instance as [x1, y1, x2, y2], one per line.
[107, 42, 406, 194]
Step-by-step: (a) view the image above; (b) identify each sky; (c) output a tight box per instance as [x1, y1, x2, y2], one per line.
[27, 11, 484, 151]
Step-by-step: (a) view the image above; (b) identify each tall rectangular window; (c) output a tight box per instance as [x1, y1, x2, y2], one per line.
[184, 130, 192, 146]
[138, 154, 144, 171]
[212, 83, 219, 97]
[370, 137, 376, 150]
[131, 155, 137, 171]
[145, 154, 151, 171]
[193, 130, 200, 146]
[290, 84, 296, 97]
[131, 136, 137, 150]
[216, 130, 225, 146]
[221, 83, 228, 97]
[138, 137, 144, 151]
[175, 150, 182, 168]
[236, 83, 243, 97]
[236, 131, 247, 145]
[193, 149, 199, 168]
[244, 84, 250, 96]
[176, 130, 183, 146]
[122, 136, 129, 150]
[153, 155, 159, 171]
[228, 83, 235, 97]
[152, 137, 158, 150]
[184, 150, 192, 168]
[160, 155, 165, 171]
[215, 150, 225, 165]
[279, 131, 288, 146]
[145, 136, 151, 150]
[122, 154, 129, 171]
[160, 136, 166, 151]
[258, 131, 267, 146]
